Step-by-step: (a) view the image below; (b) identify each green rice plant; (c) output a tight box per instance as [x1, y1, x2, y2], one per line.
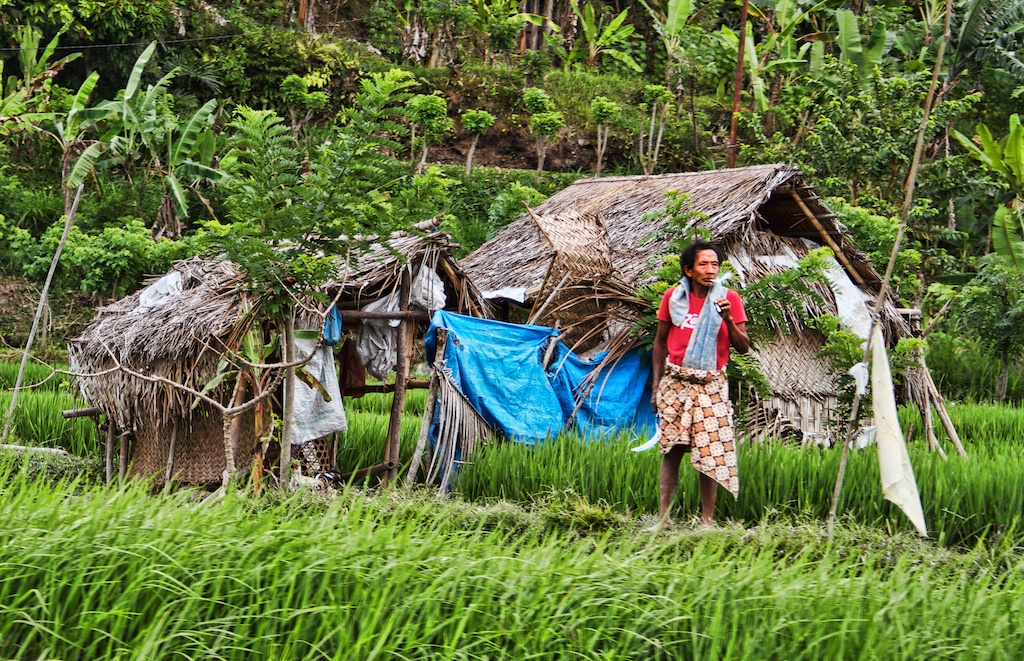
[0, 390, 99, 455]
[0, 470, 1022, 660]
[0, 360, 69, 391]
[457, 431, 1024, 549]
[900, 400, 1024, 452]
[336, 408, 423, 480]
[343, 387, 428, 417]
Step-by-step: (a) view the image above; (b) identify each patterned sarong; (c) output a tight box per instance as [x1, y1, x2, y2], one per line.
[657, 360, 739, 498]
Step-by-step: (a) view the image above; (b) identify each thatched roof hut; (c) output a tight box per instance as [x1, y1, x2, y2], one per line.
[461, 163, 917, 440]
[69, 232, 486, 485]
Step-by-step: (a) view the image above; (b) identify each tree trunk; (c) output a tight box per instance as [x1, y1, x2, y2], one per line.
[998, 353, 1010, 403]
[417, 140, 429, 175]
[690, 78, 700, 154]
[535, 137, 546, 184]
[594, 123, 605, 176]
[727, 0, 750, 169]
[465, 135, 479, 177]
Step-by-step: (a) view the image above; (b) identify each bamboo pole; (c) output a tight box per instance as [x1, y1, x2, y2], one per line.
[407, 366, 440, 486]
[383, 268, 413, 486]
[344, 379, 430, 396]
[827, 0, 953, 537]
[921, 395, 947, 460]
[925, 368, 967, 458]
[1, 184, 84, 445]
[789, 192, 866, 286]
[62, 407, 103, 418]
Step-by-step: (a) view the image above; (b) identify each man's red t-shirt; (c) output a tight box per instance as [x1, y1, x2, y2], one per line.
[657, 287, 747, 370]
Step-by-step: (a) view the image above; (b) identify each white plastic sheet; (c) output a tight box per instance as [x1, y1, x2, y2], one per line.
[135, 271, 183, 313]
[355, 295, 400, 380]
[871, 324, 928, 536]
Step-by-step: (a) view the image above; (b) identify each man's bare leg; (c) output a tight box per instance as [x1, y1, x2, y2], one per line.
[656, 446, 686, 527]
[699, 472, 717, 524]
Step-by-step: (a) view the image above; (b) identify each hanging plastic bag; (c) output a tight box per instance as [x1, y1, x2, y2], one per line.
[323, 306, 343, 346]
[411, 265, 447, 311]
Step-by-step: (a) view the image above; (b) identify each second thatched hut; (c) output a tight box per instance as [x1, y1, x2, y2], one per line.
[461, 163, 945, 443]
[68, 230, 488, 487]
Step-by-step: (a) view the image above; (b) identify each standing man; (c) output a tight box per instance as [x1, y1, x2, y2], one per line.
[650, 240, 750, 527]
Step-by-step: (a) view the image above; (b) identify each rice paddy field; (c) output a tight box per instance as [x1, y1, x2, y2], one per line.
[2, 364, 1024, 659]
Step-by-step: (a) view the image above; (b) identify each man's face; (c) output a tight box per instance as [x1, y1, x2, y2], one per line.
[684, 249, 720, 288]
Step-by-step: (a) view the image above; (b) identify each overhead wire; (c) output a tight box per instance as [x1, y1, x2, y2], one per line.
[0, 33, 243, 53]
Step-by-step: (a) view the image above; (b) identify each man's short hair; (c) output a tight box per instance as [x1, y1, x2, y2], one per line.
[680, 241, 723, 270]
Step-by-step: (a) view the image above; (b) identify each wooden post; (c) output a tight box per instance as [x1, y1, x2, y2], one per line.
[118, 431, 129, 486]
[330, 431, 339, 472]
[105, 423, 114, 485]
[280, 311, 296, 487]
[165, 418, 180, 485]
[383, 268, 413, 486]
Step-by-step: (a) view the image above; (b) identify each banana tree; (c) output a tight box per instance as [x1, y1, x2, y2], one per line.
[46, 72, 115, 215]
[639, 0, 694, 79]
[947, 0, 1024, 91]
[548, 1, 642, 72]
[0, 26, 79, 135]
[7, 24, 81, 104]
[712, 22, 809, 113]
[954, 115, 1024, 274]
[835, 8, 894, 79]
[87, 43, 227, 238]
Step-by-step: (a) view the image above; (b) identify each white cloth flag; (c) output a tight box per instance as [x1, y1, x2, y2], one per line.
[871, 324, 928, 537]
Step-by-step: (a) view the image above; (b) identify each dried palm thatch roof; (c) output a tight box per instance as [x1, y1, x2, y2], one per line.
[329, 232, 491, 317]
[70, 232, 486, 429]
[69, 258, 250, 432]
[462, 163, 913, 405]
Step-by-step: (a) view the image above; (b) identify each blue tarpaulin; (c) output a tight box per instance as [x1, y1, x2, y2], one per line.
[425, 311, 656, 443]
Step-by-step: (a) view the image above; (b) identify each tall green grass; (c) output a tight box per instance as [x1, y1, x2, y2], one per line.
[453, 433, 1024, 548]
[0, 390, 98, 454]
[0, 360, 68, 391]
[0, 471, 1022, 660]
[900, 401, 1024, 449]
[338, 395, 1024, 548]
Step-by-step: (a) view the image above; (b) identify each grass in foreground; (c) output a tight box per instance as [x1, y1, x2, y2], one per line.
[0, 469, 1021, 660]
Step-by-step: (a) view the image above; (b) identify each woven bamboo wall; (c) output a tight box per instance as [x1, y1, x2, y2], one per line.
[129, 405, 258, 486]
